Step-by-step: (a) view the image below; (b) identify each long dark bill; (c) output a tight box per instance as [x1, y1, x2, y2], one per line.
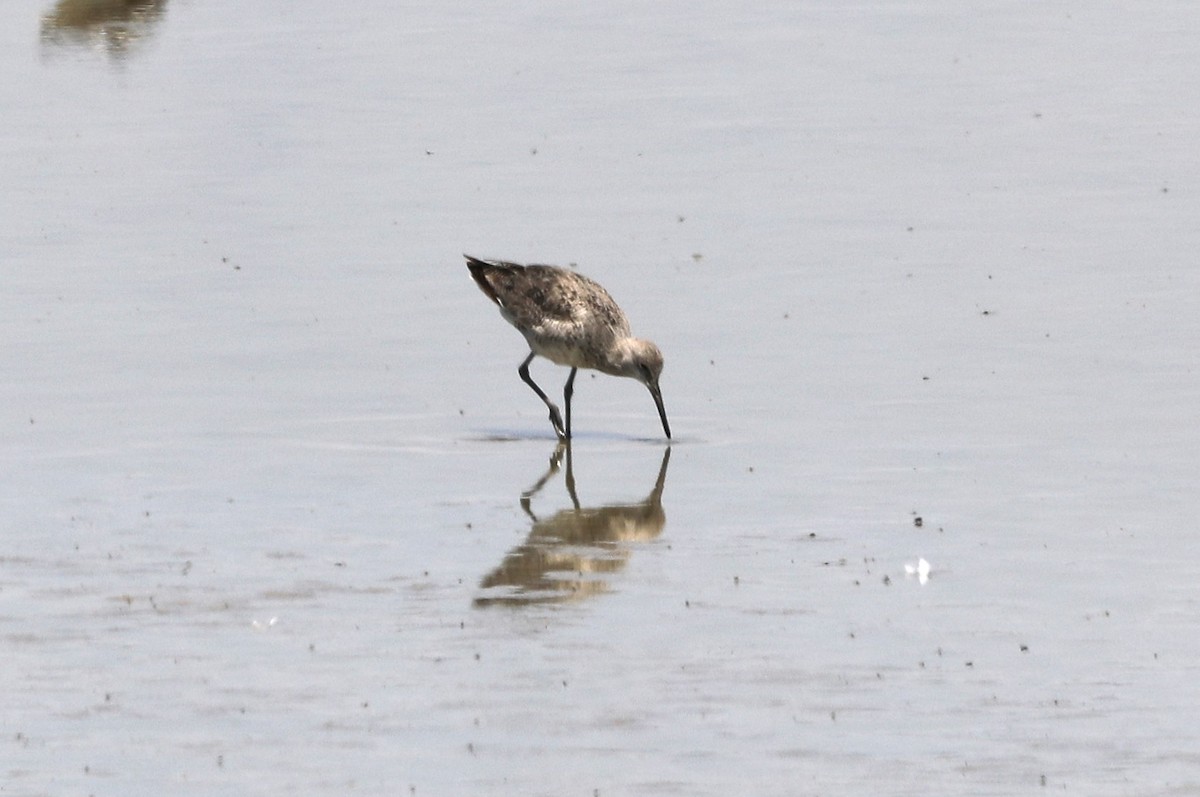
[648, 382, 671, 439]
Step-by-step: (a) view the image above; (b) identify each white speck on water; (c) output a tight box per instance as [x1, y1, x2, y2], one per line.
[904, 558, 932, 585]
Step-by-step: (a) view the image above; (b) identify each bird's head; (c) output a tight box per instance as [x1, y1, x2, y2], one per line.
[614, 338, 670, 439]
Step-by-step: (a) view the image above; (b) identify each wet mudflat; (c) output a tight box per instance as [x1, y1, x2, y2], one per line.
[4, 1, 1200, 794]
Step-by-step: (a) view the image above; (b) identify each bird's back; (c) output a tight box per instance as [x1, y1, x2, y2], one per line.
[466, 256, 631, 344]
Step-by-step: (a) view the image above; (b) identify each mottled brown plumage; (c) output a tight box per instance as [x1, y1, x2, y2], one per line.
[466, 255, 670, 439]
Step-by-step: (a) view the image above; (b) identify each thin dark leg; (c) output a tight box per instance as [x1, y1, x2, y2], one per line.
[563, 367, 577, 440]
[519, 352, 566, 439]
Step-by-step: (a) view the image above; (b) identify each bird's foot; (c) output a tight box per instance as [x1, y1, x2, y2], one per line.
[548, 406, 567, 440]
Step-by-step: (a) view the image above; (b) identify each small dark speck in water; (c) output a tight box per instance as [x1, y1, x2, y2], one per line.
[1020, 644, 1029, 652]
[914, 516, 923, 527]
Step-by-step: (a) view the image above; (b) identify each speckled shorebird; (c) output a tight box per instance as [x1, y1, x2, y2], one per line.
[466, 255, 671, 440]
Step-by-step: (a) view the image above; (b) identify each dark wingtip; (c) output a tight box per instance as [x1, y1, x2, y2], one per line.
[466, 255, 502, 305]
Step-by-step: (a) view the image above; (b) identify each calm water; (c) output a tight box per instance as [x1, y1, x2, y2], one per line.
[4, 1, 1200, 794]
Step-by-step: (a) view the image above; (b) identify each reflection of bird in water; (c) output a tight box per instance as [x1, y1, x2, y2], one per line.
[40, 0, 168, 60]
[466, 255, 671, 441]
[474, 444, 671, 607]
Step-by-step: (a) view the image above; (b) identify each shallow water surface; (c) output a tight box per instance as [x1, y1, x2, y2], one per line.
[4, 1, 1200, 794]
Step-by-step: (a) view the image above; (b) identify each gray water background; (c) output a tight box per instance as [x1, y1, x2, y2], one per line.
[4, 1, 1199, 794]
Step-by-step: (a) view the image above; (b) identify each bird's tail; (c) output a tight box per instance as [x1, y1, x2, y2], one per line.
[465, 254, 516, 306]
